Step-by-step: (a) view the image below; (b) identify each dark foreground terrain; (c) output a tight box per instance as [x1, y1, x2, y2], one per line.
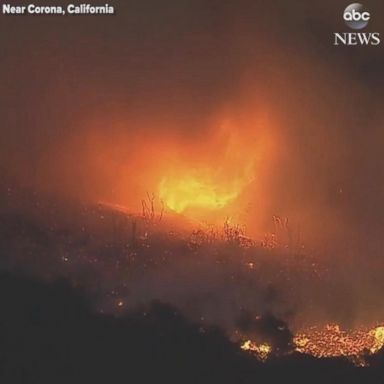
[0, 272, 383, 384]
[1, 183, 384, 383]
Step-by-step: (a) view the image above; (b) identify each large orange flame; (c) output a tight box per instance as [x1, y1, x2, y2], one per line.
[157, 118, 267, 216]
[159, 172, 246, 213]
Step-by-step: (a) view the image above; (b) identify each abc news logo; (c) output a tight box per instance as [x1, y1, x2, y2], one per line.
[334, 3, 380, 46]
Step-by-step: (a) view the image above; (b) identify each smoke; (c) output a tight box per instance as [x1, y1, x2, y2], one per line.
[1, 0, 384, 335]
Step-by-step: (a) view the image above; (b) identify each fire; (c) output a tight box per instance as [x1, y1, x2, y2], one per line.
[240, 324, 384, 365]
[156, 118, 270, 216]
[369, 326, 384, 353]
[159, 174, 241, 213]
[241, 340, 272, 361]
[293, 324, 384, 359]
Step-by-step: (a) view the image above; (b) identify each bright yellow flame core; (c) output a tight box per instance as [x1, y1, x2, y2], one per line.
[159, 175, 241, 213]
[156, 118, 264, 214]
[241, 340, 272, 361]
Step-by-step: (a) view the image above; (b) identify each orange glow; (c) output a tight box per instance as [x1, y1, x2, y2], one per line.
[159, 173, 244, 213]
[42, 107, 275, 232]
[156, 117, 271, 217]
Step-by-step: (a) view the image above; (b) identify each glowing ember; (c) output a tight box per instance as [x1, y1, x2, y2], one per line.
[240, 340, 272, 361]
[159, 175, 240, 213]
[240, 324, 384, 365]
[293, 324, 384, 359]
